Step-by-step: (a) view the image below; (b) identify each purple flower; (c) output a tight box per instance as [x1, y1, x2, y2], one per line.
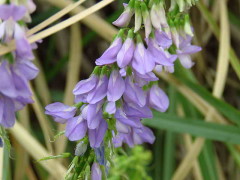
[150, 4, 161, 30]
[148, 38, 176, 66]
[123, 76, 147, 107]
[115, 108, 142, 128]
[105, 101, 116, 114]
[155, 30, 172, 49]
[148, 85, 169, 112]
[116, 120, 129, 134]
[132, 126, 155, 145]
[88, 119, 108, 148]
[94, 144, 105, 165]
[140, 2, 152, 38]
[134, 1, 142, 33]
[91, 163, 102, 180]
[0, 61, 17, 98]
[87, 101, 103, 129]
[113, 126, 155, 147]
[123, 102, 152, 119]
[176, 36, 202, 69]
[0, 4, 26, 21]
[87, 75, 108, 104]
[45, 102, 77, 123]
[133, 71, 158, 87]
[107, 70, 125, 102]
[14, 60, 39, 80]
[16, 38, 34, 60]
[132, 41, 155, 75]
[73, 75, 98, 103]
[0, 95, 16, 128]
[112, 4, 134, 27]
[117, 36, 135, 68]
[26, 0, 36, 14]
[158, 3, 168, 28]
[95, 38, 122, 66]
[65, 115, 87, 141]
[12, 70, 32, 99]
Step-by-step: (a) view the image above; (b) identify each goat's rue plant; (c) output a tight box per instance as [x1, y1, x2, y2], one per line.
[45, 0, 201, 179]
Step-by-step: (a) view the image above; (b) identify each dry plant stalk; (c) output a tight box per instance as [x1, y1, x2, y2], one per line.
[9, 122, 67, 179]
[0, 0, 116, 56]
[27, 0, 86, 36]
[55, 23, 82, 155]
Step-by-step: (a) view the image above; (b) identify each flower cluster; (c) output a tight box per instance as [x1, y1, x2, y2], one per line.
[45, 0, 201, 178]
[0, 1, 38, 128]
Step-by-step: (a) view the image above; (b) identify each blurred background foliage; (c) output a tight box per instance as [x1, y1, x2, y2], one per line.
[1, 0, 240, 179]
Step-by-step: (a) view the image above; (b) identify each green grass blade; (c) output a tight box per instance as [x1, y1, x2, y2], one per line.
[162, 86, 177, 180]
[143, 112, 240, 144]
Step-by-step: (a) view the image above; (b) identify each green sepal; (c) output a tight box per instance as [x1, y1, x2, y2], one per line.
[92, 66, 101, 76]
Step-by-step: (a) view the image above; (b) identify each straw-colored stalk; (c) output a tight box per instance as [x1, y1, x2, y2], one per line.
[45, 0, 117, 42]
[177, 105, 203, 180]
[27, 0, 86, 36]
[0, 0, 116, 56]
[9, 122, 66, 179]
[30, 85, 54, 153]
[55, 23, 82, 155]
[33, 56, 52, 106]
[14, 107, 31, 180]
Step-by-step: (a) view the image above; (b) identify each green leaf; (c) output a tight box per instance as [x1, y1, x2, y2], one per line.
[143, 112, 240, 144]
[37, 153, 71, 162]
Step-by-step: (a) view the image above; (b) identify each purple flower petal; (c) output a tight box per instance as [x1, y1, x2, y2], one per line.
[123, 76, 147, 107]
[148, 85, 169, 112]
[91, 163, 102, 180]
[124, 102, 152, 118]
[117, 38, 135, 68]
[112, 7, 134, 27]
[155, 30, 172, 49]
[0, 4, 26, 21]
[178, 54, 194, 69]
[95, 38, 122, 66]
[87, 75, 108, 104]
[45, 102, 77, 123]
[148, 38, 174, 66]
[132, 43, 155, 75]
[15, 60, 39, 80]
[65, 116, 87, 141]
[115, 108, 142, 128]
[0, 61, 17, 98]
[107, 70, 125, 102]
[73, 75, 98, 95]
[87, 102, 103, 129]
[105, 101, 116, 114]
[0, 96, 15, 128]
[15, 38, 34, 60]
[12, 71, 32, 98]
[179, 45, 202, 54]
[116, 120, 129, 133]
[133, 126, 155, 144]
[88, 119, 107, 148]
[134, 71, 158, 87]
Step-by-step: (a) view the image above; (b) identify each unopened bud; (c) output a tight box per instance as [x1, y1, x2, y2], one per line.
[75, 141, 87, 156]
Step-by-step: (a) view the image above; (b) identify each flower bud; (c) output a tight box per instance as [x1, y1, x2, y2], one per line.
[134, 1, 142, 33]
